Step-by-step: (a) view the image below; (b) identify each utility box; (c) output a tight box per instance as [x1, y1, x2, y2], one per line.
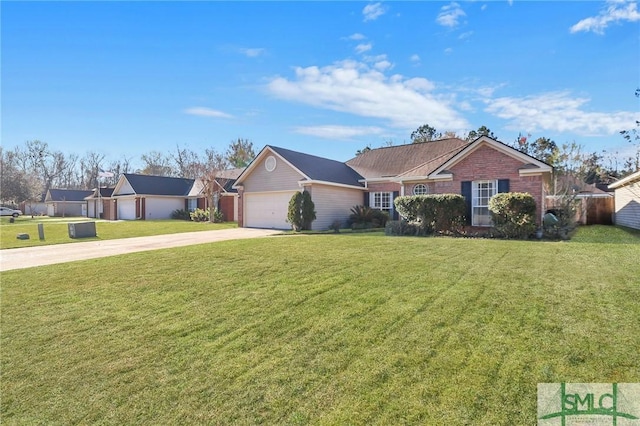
[68, 222, 97, 238]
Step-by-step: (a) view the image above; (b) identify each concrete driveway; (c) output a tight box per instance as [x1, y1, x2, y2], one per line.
[0, 228, 281, 272]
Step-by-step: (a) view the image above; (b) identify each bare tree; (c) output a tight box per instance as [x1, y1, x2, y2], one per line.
[79, 151, 106, 189]
[172, 145, 206, 179]
[24, 140, 70, 192]
[200, 149, 229, 222]
[0, 147, 42, 206]
[139, 151, 174, 176]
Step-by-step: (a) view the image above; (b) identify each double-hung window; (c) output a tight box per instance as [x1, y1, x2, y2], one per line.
[370, 192, 393, 214]
[472, 180, 497, 226]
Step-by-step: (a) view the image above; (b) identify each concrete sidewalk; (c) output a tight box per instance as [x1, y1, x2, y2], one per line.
[0, 228, 280, 272]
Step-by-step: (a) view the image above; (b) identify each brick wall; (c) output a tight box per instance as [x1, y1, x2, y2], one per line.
[446, 145, 546, 222]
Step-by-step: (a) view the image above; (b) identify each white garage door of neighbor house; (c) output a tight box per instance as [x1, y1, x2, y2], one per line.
[245, 191, 296, 229]
[118, 199, 136, 220]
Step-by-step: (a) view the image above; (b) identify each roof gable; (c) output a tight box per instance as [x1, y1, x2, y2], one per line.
[429, 136, 553, 177]
[235, 145, 364, 188]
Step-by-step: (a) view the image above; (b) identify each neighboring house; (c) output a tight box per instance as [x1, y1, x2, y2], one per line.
[608, 170, 640, 230]
[108, 174, 201, 220]
[234, 136, 553, 230]
[45, 189, 94, 217]
[20, 193, 47, 216]
[85, 187, 115, 219]
[94, 172, 241, 221]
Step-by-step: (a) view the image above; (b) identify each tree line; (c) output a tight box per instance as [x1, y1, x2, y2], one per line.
[0, 138, 256, 206]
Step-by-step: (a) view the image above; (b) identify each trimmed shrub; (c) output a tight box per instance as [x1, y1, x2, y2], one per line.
[488, 192, 537, 239]
[394, 194, 466, 235]
[171, 209, 191, 221]
[371, 209, 390, 228]
[287, 191, 316, 231]
[385, 220, 420, 236]
[301, 191, 316, 230]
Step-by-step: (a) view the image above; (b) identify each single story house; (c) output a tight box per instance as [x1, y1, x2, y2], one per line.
[45, 189, 94, 217]
[233, 136, 553, 230]
[608, 170, 640, 230]
[20, 193, 47, 216]
[88, 172, 240, 221]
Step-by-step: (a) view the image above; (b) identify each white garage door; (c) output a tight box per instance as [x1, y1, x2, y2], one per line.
[118, 198, 136, 220]
[245, 191, 297, 229]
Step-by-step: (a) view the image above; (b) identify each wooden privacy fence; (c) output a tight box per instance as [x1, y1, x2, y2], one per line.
[546, 195, 614, 225]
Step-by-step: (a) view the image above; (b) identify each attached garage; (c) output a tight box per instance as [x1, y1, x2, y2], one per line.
[244, 191, 297, 229]
[118, 198, 136, 220]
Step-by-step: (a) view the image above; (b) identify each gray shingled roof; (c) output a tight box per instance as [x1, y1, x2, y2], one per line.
[269, 146, 364, 187]
[122, 174, 195, 196]
[47, 189, 95, 202]
[84, 187, 115, 199]
[345, 138, 470, 179]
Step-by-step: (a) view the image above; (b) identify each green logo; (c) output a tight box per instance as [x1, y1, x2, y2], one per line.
[538, 383, 640, 425]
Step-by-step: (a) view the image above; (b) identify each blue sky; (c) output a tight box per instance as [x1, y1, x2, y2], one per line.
[2, 1, 639, 168]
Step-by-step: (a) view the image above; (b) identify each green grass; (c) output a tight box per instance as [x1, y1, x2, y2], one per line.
[0, 216, 237, 249]
[1, 225, 639, 424]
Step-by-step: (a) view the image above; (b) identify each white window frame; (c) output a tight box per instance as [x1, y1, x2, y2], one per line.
[370, 192, 393, 212]
[413, 184, 428, 196]
[187, 198, 198, 212]
[472, 180, 497, 226]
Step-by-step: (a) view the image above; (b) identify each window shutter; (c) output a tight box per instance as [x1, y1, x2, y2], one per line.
[364, 192, 370, 207]
[185, 199, 189, 211]
[498, 179, 510, 193]
[392, 191, 400, 220]
[461, 181, 472, 225]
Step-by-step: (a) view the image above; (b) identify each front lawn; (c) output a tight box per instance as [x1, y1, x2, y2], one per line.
[1, 226, 638, 424]
[0, 216, 236, 249]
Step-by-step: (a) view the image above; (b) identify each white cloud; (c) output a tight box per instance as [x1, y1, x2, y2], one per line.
[374, 60, 392, 71]
[444, 47, 454, 55]
[267, 60, 469, 130]
[570, 0, 640, 34]
[436, 2, 466, 28]
[346, 33, 366, 41]
[363, 2, 386, 22]
[458, 31, 474, 40]
[410, 54, 421, 62]
[484, 91, 637, 135]
[184, 107, 233, 119]
[239, 47, 266, 58]
[355, 43, 373, 54]
[293, 125, 385, 139]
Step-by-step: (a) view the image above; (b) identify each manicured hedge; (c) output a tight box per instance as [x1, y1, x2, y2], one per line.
[394, 194, 466, 234]
[488, 192, 537, 239]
